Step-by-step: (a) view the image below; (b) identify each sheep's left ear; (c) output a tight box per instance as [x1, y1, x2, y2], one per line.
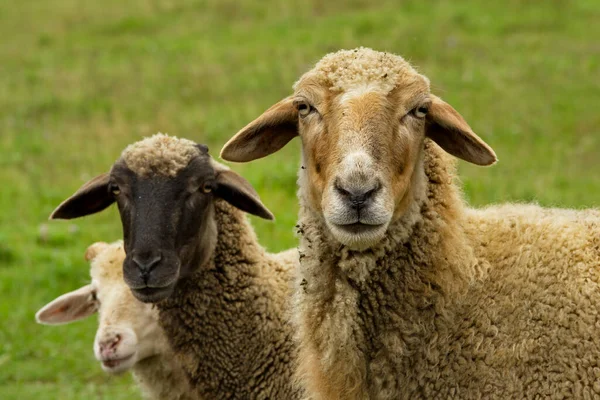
[50, 173, 114, 220]
[426, 95, 497, 166]
[213, 165, 274, 220]
[35, 284, 98, 325]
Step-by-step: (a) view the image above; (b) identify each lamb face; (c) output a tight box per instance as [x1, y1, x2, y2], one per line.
[221, 48, 497, 250]
[49, 134, 274, 303]
[35, 241, 166, 374]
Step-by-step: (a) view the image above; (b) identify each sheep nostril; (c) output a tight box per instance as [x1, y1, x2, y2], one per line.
[132, 253, 162, 275]
[335, 180, 380, 207]
[334, 179, 351, 198]
[100, 334, 122, 355]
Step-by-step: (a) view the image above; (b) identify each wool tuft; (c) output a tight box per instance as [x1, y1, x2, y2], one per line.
[121, 133, 200, 177]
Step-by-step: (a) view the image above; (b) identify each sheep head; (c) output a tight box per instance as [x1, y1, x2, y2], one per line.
[36, 241, 165, 374]
[49, 134, 274, 302]
[221, 48, 496, 250]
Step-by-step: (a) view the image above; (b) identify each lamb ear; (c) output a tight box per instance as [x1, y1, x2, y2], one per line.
[220, 97, 298, 162]
[35, 284, 98, 325]
[425, 95, 497, 166]
[50, 173, 114, 220]
[213, 164, 274, 220]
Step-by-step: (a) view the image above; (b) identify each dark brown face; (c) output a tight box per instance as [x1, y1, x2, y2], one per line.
[110, 156, 217, 302]
[50, 144, 274, 304]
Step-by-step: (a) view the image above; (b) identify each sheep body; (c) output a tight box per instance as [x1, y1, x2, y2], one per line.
[115, 134, 302, 399]
[220, 46, 600, 399]
[295, 142, 600, 399]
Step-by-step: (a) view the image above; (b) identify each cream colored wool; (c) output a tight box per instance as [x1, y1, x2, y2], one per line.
[294, 47, 423, 94]
[294, 141, 600, 399]
[121, 133, 200, 177]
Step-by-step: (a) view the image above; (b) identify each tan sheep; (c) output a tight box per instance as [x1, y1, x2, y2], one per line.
[49, 134, 302, 399]
[36, 241, 196, 400]
[221, 48, 600, 399]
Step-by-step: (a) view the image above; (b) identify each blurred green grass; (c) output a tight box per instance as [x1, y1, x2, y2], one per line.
[1, 0, 598, 398]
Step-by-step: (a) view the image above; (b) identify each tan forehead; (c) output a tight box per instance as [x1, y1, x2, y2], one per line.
[294, 68, 429, 110]
[89, 242, 126, 283]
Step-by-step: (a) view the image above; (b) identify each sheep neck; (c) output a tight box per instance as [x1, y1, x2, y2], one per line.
[132, 354, 196, 400]
[294, 140, 479, 399]
[157, 199, 297, 399]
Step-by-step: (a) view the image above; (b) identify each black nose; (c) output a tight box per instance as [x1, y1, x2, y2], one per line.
[334, 179, 380, 208]
[132, 252, 162, 277]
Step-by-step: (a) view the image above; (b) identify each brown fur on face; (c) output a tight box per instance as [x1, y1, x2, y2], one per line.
[221, 48, 496, 250]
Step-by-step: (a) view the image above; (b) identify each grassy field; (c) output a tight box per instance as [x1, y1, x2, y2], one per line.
[1, 0, 599, 398]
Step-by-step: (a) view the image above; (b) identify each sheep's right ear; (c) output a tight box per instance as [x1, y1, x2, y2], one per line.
[35, 284, 98, 325]
[50, 173, 114, 220]
[220, 97, 298, 162]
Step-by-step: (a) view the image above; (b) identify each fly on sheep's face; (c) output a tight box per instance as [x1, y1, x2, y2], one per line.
[49, 135, 274, 303]
[221, 48, 496, 251]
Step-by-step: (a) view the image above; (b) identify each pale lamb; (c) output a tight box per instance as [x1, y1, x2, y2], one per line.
[36, 241, 196, 400]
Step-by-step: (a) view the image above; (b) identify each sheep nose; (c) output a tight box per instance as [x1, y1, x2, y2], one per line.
[335, 179, 380, 208]
[99, 334, 121, 357]
[132, 252, 162, 276]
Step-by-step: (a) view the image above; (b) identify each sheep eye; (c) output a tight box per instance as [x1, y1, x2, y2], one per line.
[412, 106, 429, 119]
[109, 183, 120, 196]
[296, 101, 313, 118]
[201, 183, 212, 193]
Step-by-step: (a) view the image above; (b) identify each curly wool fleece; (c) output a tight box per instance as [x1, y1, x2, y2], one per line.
[294, 140, 600, 400]
[121, 133, 201, 177]
[157, 199, 303, 399]
[294, 47, 426, 94]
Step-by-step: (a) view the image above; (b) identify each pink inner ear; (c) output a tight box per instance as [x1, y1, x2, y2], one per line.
[36, 285, 97, 325]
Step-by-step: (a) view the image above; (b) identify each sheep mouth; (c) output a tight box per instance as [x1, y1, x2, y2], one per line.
[131, 284, 174, 303]
[333, 222, 385, 235]
[101, 353, 135, 372]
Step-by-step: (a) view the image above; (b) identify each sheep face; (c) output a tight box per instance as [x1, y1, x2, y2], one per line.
[50, 134, 274, 303]
[109, 154, 219, 302]
[221, 48, 497, 250]
[36, 241, 166, 375]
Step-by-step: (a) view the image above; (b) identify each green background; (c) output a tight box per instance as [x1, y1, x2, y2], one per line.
[1, 0, 598, 398]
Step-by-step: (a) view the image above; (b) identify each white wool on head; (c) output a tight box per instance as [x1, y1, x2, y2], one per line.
[121, 133, 201, 177]
[89, 240, 125, 283]
[294, 47, 426, 94]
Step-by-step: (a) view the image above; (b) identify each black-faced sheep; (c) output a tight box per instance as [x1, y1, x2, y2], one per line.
[36, 241, 196, 400]
[221, 47, 600, 399]
[49, 134, 302, 399]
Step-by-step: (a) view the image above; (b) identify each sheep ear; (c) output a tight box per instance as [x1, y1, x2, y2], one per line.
[213, 166, 274, 220]
[35, 284, 98, 325]
[425, 95, 497, 166]
[220, 97, 298, 162]
[50, 173, 114, 220]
